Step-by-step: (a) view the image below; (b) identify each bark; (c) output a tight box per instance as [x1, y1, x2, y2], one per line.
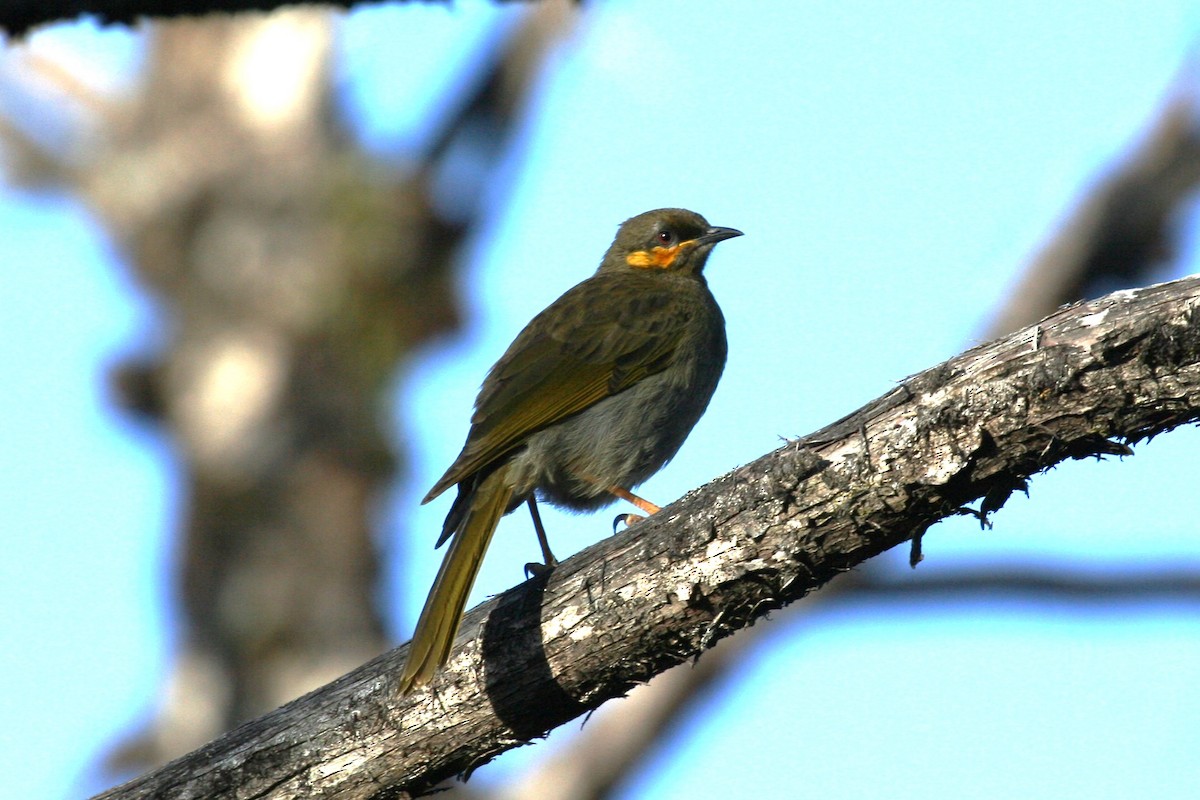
[95, 273, 1200, 799]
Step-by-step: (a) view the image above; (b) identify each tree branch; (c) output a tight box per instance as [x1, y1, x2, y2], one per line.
[95, 274, 1200, 798]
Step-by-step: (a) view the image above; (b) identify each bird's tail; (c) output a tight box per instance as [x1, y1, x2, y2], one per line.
[398, 463, 515, 693]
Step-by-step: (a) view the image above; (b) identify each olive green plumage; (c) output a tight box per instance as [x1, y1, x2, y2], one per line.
[399, 208, 741, 692]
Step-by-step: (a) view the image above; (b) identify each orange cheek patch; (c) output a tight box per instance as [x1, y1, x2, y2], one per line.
[626, 244, 683, 269]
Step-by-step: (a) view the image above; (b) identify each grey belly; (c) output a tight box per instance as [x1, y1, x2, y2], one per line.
[509, 364, 719, 512]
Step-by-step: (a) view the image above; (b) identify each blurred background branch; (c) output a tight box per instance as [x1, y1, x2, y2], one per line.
[2, 0, 408, 39]
[983, 87, 1200, 339]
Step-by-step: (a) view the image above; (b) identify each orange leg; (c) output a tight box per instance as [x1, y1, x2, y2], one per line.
[607, 485, 661, 515]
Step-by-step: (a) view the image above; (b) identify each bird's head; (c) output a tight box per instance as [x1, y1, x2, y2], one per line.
[599, 208, 742, 276]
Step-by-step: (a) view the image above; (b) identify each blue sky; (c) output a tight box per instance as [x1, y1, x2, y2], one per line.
[3, 2, 1200, 798]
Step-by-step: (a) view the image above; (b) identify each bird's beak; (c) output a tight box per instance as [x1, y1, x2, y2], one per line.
[695, 226, 744, 246]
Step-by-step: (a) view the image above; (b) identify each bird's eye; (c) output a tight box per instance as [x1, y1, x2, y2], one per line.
[656, 230, 675, 245]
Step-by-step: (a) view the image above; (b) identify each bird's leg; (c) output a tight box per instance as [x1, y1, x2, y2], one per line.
[528, 495, 557, 564]
[608, 485, 661, 514]
[609, 485, 661, 530]
[524, 495, 558, 578]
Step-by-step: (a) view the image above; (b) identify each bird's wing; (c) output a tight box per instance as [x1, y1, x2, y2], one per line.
[423, 275, 692, 502]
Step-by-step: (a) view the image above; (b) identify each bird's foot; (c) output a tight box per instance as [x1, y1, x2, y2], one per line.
[524, 558, 557, 579]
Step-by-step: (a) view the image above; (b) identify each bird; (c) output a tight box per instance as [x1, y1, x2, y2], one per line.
[399, 208, 742, 693]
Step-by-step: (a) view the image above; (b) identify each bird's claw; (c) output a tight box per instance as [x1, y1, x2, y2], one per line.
[612, 512, 646, 532]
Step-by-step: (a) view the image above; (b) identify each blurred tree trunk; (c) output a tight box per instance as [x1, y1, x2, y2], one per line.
[88, 12, 464, 772]
[95, 7, 576, 776]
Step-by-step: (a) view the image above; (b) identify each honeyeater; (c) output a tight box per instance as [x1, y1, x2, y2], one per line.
[399, 208, 742, 692]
